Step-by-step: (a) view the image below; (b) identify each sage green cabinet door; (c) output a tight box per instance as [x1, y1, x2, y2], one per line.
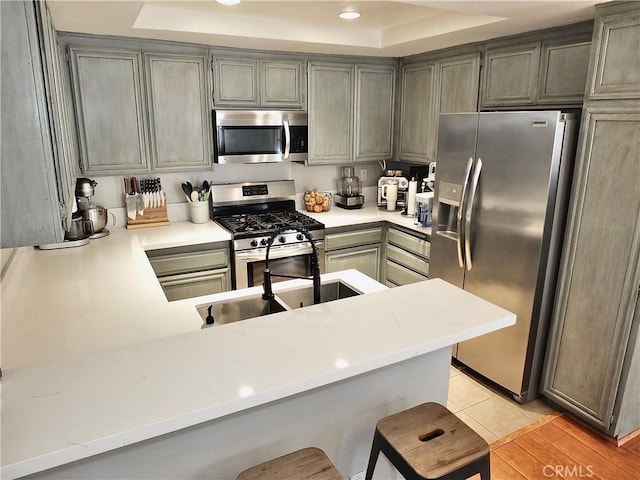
[213, 57, 259, 106]
[308, 62, 354, 164]
[437, 54, 480, 114]
[354, 64, 396, 162]
[541, 112, 640, 431]
[261, 60, 305, 108]
[70, 47, 150, 174]
[481, 43, 540, 107]
[399, 62, 436, 163]
[145, 53, 211, 171]
[589, 9, 640, 99]
[538, 38, 591, 104]
[325, 244, 381, 281]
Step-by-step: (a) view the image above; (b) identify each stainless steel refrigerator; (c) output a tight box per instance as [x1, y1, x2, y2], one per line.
[431, 111, 579, 403]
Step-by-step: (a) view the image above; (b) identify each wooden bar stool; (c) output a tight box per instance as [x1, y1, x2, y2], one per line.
[364, 402, 490, 480]
[237, 447, 343, 480]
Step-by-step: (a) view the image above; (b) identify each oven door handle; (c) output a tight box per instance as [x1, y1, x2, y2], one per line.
[283, 120, 291, 159]
[235, 241, 324, 263]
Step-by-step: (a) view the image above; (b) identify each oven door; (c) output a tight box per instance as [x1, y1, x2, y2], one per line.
[234, 241, 325, 289]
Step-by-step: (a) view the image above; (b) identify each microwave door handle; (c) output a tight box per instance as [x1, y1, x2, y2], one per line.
[457, 157, 474, 268]
[464, 158, 482, 271]
[283, 120, 291, 159]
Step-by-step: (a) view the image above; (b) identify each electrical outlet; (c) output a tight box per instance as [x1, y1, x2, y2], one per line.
[359, 169, 367, 181]
[350, 471, 366, 480]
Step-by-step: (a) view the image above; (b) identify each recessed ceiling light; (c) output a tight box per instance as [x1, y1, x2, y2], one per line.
[217, 0, 241, 5]
[339, 11, 360, 20]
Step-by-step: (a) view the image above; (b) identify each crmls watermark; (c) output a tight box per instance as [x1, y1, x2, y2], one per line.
[543, 465, 595, 477]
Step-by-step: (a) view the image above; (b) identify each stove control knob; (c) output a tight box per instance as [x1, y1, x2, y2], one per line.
[250, 239, 258, 247]
[278, 236, 286, 244]
[260, 238, 268, 246]
[296, 233, 304, 241]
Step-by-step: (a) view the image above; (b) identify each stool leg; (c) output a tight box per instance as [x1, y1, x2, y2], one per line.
[479, 453, 491, 480]
[364, 431, 382, 480]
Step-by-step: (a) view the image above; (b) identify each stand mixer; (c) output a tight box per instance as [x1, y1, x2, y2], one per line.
[335, 166, 365, 209]
[76, 178, 110, 239]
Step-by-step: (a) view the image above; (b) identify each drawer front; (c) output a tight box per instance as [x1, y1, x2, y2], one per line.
[150, 249, 228, 277]
[388, 228, 430, 259]
[325, 227, 383, 251]
[386, 260, 428, 286]
[160, 269, 230, 301]
[387, 244, 430, 276]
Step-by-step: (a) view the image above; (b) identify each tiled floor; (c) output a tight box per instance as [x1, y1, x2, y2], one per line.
[448, 364, 556, 444]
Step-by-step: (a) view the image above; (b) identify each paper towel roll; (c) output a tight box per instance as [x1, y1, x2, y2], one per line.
[407, 178, 418, 216]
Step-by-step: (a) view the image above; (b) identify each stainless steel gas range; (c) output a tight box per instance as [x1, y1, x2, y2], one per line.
[210, 180, 325, 289]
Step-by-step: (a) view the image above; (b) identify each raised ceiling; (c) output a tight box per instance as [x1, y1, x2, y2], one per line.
[46, 0, 604, 57]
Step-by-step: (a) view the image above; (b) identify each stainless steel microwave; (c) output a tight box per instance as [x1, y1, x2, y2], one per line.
[213, 110, 308, 164]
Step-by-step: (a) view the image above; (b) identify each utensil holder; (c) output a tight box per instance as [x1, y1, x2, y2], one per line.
[189, 200, 210, 224]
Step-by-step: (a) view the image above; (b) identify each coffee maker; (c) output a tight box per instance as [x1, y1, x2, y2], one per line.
[377, 171, 409, 210]
[335, 166, 365, 209]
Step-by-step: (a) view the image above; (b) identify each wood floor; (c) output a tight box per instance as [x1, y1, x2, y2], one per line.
[470, 413, 640, 480]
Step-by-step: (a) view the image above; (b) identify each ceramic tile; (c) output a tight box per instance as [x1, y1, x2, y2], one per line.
[455, 410, 499, 444]
[447, 399, 462, 413]
[447, 369, 494, 410]
[449, 365, 461, 377]
[463, 395, 537, 438]
[517, 398, 556, 422]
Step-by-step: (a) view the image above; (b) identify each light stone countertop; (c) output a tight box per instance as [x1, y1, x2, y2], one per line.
[1, 204, 502, 479]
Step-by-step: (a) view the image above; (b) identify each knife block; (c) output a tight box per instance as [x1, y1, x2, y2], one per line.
[126, 193, 170, 229]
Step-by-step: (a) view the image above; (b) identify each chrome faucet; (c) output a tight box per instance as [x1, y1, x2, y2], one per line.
[262, 227, 321, 305]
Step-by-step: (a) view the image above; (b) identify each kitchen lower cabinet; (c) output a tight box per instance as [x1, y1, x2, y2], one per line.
[146, 242, 231, 301]
[541, 1, 640, 440]
[69, 47, 150, 174]
[1, 1, 76, 247]
[385, 227, 430, 286]
[144, 53, 212, 171]
[324, 225, 383, 282]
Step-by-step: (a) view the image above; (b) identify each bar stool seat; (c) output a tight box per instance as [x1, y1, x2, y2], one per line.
[237, 447, 343, 480]
[365, 402, 490, 480]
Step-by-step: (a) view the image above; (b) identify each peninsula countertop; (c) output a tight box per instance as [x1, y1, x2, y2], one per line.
[2, 208, 501, 479]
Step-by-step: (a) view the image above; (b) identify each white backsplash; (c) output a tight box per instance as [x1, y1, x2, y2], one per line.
[88, 162, 385, 211]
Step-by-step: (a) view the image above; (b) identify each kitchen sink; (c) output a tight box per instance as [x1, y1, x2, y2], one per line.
[196, 280, 362, 325]
[196, 295, 288, 325]
[274, 280, 361, 309]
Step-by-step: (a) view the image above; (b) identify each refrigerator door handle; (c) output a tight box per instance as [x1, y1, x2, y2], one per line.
[457, 157, 474, 268]
[465, 157, 483, 271]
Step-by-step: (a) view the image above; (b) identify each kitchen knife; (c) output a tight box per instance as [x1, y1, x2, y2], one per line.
[125, 177, 136, 220]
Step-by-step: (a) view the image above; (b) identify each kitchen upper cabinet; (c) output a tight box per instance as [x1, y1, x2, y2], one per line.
[69, 47, 150, 174]
[144, 53, 212, 171]
[354, 64, 396, 163]
[481, 43, 541, 107]
[398, 61, 436, 163]
[587, 7, 640, 99]
[398, 53, 479, 164]
[308, 62, 354, 164]
[481, 33, 592, 108]
[438, 54, 481, 114]
[261, 60, 305, 108]
[541, 1, 640, 439]
[212, 57, 259, 106]
[1, 1, 75, 247]
[538, 37, 591, 104]
[212, 56, 305, 108]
